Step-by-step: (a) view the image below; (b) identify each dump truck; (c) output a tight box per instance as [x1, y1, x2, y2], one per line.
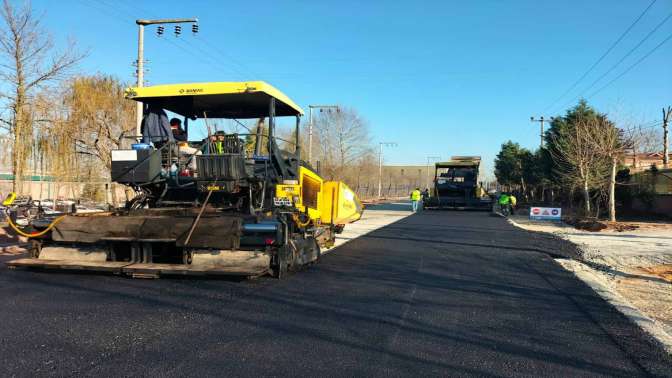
[7, 81, 363, 278]
[423, 156, 492, 210]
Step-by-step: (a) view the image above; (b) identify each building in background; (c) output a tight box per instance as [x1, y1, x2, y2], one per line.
[622, 152, 672, 173]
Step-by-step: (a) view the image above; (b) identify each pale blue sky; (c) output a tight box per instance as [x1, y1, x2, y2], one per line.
[27, 0, 672, 176]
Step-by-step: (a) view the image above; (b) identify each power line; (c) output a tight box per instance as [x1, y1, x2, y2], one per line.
[586, 31, 672, 99]
[111, 0, 258, 80]
[83, 1, 204, 81]
[636, 121, 663, 131]
[575, 11, 672, 101]
[543, 0, 657, 112]
[642, 119, 662, 126]
[194, 36, 259, 79]
[556, 11, 672, 112]
[80, 0, 129, 24]
[171, 36, 250, 80]
[84, 0, 250, 81]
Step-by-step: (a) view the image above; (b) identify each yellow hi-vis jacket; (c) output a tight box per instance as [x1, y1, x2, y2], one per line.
[510, 195, 517, 206]
[410, 190, 421, 201]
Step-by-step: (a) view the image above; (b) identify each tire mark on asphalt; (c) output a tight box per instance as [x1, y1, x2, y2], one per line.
[379, 254, 423, 372]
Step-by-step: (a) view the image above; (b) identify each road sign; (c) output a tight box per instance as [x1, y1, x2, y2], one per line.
[529, 207, 561, 221]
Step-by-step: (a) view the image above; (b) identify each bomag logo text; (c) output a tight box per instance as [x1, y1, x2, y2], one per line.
[179, 88, 204, 94]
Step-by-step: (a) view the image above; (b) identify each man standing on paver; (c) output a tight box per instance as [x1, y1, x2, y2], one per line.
[410, 187, 422, 213]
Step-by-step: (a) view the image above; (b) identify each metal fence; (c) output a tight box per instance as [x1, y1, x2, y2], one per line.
[0, 180, 129, 207]
[354, 183, 419, 201]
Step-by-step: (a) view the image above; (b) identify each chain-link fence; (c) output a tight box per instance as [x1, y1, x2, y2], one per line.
[353, 183, 420, 201]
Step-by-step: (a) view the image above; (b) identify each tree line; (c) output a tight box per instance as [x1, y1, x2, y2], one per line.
[495, 100, 663, 221]
[0, 1, 379, 202]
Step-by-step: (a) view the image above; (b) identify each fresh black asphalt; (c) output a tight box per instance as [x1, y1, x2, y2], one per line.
[1, 204, 671, 377]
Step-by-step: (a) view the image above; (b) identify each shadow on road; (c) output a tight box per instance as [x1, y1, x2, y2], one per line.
[1, 209, 670, 377]
[365, 201, 412, 212]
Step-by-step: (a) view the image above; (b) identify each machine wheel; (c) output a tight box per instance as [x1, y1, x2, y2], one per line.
[182, 250, 193, 265]
[277, 259, 288, 279]
[272, 246, 290, 279]
[272, 257, 289, 279]
[289, 246, 302, 273]
[308, 237, 321, 264]
[29, 240, 42, 258]
[287, 241, 306, 272]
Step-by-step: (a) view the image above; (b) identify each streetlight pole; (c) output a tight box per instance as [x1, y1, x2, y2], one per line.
[308, 105, 339, 165]
[530, 116, 554, 148]
[426, 155, 441, 189]
[378, 142, 397, 199]
[135, 18, 198, 138]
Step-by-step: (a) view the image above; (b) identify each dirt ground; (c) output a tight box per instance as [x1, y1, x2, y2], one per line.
[510, 215, 672, 351]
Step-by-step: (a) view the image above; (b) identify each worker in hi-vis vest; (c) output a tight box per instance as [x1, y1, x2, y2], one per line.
[410, 187, 422, 213]
[509, 193, 517, 215]
[498, 192, 512, 215]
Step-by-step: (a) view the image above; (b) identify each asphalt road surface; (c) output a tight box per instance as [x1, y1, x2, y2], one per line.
[1, 204, 671, 377]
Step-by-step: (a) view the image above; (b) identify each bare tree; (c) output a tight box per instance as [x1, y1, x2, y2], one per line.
[624, 124, 661, 169]
[0, 0, 86, 192]
[312, 107, 373, 181]
[587, 117, 626, 222]
[549, 117, 610, 215]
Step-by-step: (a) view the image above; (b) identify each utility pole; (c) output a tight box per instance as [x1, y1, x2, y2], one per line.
[308, 105, 339, 165]
[530, 116, 554, 148]
[663, 106, 671, 167]
[425, 155, 441, 189]
[135, 18, 198, 138]
[136, 23, 144, 137]
[378, 142, 397, 199]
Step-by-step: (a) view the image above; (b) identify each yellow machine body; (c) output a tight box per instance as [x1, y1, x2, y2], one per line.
[275, 166, 324, 221]
[275, 166, 363, 225]
[8, 80, 363, 279]
[475, 186, 487, 198]
[320, 181, 363, 225]
[2, 192, 17, 206]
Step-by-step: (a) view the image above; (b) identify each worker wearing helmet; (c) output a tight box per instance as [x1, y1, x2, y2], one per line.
[200, 131, 226, 155]
[215, 131, 227, 154]
[410, 187, 422, 213]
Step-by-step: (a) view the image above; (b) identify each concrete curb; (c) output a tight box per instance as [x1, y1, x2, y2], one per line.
[507, 215, 569, 229]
